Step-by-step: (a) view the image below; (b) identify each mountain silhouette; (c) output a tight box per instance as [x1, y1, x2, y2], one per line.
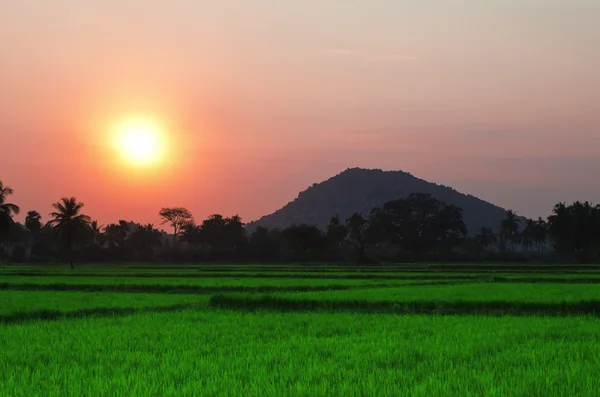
[247, 168, 517, 235]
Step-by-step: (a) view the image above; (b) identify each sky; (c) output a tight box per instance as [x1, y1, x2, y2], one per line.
[1, 0, 599, 227]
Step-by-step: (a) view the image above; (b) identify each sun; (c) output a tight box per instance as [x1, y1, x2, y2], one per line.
[113, 118, 164, 165]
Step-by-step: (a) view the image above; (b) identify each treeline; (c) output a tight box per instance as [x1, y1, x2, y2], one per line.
[1, 180, 599, 264]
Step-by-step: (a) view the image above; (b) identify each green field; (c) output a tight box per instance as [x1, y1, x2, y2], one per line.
[237, 282, 600, 303]
[0, 290, 209, 322]
[2, 311, 599, 396]
[2, 263, 600, 396]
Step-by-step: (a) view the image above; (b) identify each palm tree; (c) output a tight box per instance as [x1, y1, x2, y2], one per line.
[500, 210, 521, 252]
[475, 227, 497, 251]
[25, 211, 42, 234]
[47, 197, 91, 268]
[128, 224, 163, 259]
[89, 220, 104, 246]
[105, 220, 129, 248]
[532, 217, 548, 254]
[180, 221, 202, 246]
[0, 181, 20, 217]
[521, 219, 535, 252]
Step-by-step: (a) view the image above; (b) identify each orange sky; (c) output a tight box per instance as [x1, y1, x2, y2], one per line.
[1, 1, 599, 227]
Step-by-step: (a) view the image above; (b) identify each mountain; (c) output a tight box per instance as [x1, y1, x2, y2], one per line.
[247, 168, 520, 235]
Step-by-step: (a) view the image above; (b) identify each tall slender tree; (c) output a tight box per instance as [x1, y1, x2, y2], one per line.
[532, 217, 548, 254]
[475, 227, 497, 251]
[47, 197, 91, 268]
[0, 181, 20, 217]
[500, 210, 521, 252]
[89, 220, 104, 246]
[25, 211, 42, 234]
[0, 182, 20, 262]
[326, 215, 348, 256]
[521, 219, 535, 252]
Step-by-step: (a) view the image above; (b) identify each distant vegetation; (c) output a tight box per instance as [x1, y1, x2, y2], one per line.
[247, 168, 520, 233]
[1, 178, 599, 265]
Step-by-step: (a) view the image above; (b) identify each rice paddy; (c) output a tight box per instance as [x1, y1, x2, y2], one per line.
[2, 262, 600, 396]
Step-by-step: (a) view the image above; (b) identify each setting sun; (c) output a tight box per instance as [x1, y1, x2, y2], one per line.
[112, 117, 166, 166]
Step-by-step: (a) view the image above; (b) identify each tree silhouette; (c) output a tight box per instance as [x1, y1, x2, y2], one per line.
[25, 211, 42, 234]
[475, 227, 497, 251]
[198, 214, 247, 255]
[128, 223, 163, 259]
[47, 197, 91, 268]
[547, 201, 600, 261]
[0, 181, 20, 217]
[281, 224, 323, 265]
[89, 220, 104, 246]
[0, 211, 13, 262]
[159, 208, 193, 241]
[521, 219, 535, 252]
[500, 210, 521, 252]
[345, 213, 372, 263]
[248, 227, 282, 261]
[532, 217, 548, 254]
[105, 221, 129, 248]
[369, 193, 466, 260]
[326, 215, 347, 254]
[180, 221, 202, 246]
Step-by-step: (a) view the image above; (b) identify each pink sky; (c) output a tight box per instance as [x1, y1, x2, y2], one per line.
[1, 1, 599, 227]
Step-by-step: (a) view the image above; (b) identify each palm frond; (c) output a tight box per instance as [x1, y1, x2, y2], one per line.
[0, 203, 20, 215]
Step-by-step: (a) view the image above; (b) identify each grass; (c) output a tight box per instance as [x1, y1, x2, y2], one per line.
[260, 282, 600, 303]
[207, 283, 600, 316]
[1, 310, 600, 396]
[5, 262, 600, 395]
[0, 275, 415, 286]
[0, 290, 210, 323]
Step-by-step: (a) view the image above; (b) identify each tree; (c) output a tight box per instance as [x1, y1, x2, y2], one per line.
[281, 224, 323, 265]
[521, 219, 535, 252]
[326, 215, 347, 254]
[105, 220, 129, 248]
[475, 227, 497, 251]
[0, 211, 14, 262]
[369, 193, 467, 260]
[128, 223, 163, 259]
[0, 181, 20, 217]
[500, 210, 521, 252]
[225, 215, 247, 252]
[47, 197, 91, 268]
[0, 183, 21, 262]
[345, 213, 372, 263]
[248, 227, 282, 261]
[159, 208, 193, 241]
[89, 220, 105, 246]
[25, 211, 42, 234]
[200, 214, 247, 255]
[180, 221, 202, 246]
[547, 201, 600, 261]
[532, 217, 548, 254]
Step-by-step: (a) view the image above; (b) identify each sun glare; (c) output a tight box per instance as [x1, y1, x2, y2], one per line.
[113, 118, 165, 166]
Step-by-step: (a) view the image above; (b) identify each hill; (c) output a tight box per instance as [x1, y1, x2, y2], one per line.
[247, 168, 519, 235]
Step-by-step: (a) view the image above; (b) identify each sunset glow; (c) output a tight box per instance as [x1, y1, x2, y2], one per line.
[1, 0, 599, 226]
[113, 118, 165, 166]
